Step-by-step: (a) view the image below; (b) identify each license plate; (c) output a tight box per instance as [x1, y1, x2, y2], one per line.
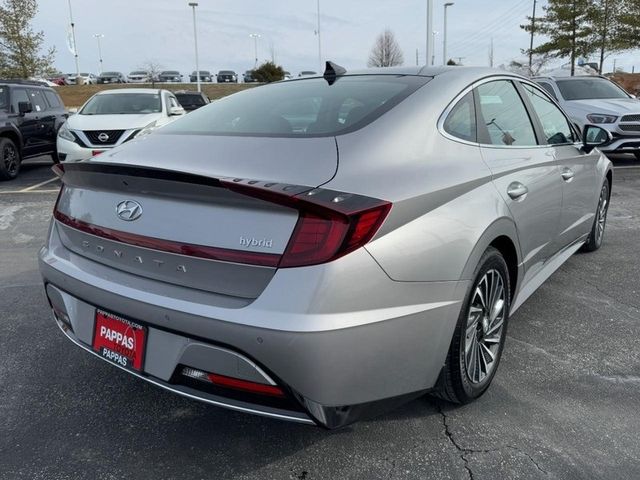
[93, 309, 147, 371]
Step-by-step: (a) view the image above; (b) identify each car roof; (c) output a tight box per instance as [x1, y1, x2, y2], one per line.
[532, 75, 609, 82]
[95, 88, 163, 95]
[290, 66, 526, 83]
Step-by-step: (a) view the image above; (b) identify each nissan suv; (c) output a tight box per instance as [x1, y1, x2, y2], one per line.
[534, 75, 640, 159]
[0, 79, 67, 180]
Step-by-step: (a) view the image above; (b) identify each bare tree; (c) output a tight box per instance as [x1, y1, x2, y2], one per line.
[367, 29, 404, 68]
[140, 60, 163, 87]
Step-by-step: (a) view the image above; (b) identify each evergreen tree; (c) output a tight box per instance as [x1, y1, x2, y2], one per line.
[522, 0, 595, 76]
[590, 0, 632, 73]
[0, 0, 55, 78]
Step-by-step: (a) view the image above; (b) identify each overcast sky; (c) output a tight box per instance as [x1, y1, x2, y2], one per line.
[34, 0, 640, 76]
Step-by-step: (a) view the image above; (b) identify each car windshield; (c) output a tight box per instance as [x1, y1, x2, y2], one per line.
[176, 94, 206, 106]
[556, 78, 630, 100]
[219, 71, 234, 75]
[102, 72, 119, 77]
[0, 87, 8, 113]
[80, 73, 90, 76]
[80, 93, 162, 115]
[130, 71, 146, 75]
[161, 75, 429, 137]
[163, 71, 179, 75]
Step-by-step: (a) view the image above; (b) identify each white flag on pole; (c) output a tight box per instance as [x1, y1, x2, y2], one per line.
[66, 25, 76, 55]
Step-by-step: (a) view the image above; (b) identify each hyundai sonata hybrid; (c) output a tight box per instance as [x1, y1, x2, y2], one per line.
[40, 64, 612, 428]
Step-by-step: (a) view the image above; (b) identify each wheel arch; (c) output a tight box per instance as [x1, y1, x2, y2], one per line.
[0, 126, 23, 152]
[461, 218, 522, 302]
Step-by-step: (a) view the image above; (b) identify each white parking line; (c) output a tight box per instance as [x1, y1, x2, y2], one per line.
[19, 177, 59, 192]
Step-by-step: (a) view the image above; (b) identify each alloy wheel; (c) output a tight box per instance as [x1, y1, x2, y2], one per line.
[464, 269, 506, 384]
[2, 143, 18, 175]
[596, 184, 609, 244]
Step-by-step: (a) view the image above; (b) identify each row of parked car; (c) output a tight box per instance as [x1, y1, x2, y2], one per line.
[0, 80, 213, 180]
[48, 69, 318, 86]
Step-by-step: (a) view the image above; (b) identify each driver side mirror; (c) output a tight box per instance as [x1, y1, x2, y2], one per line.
[581, 125, 612, 153]
[169, 106, 185, 116]
[18, 101, 33, 115]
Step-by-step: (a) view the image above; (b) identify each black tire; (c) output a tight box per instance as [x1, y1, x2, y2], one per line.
[0, 137, 21, 181]
[582, 180, 610, 252]
[434, 247, 511, 404]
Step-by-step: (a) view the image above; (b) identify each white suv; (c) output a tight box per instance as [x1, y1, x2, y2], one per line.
[57, 88, 185, 162]
[534, 75, 640, 159]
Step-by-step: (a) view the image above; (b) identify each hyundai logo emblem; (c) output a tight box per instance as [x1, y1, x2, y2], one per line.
[116, 200, 143, 221]
[98, 132, 110, 142]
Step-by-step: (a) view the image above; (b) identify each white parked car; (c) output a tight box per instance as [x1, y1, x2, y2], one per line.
[128, 71, 150, 83]
[57, 88, 185, 162]
[66, 72, 97, 85]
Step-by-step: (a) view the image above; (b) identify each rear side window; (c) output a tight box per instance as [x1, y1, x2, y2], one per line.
[537, 82, 557, 100]
[476, 80, 537, 147]
[0, 87, 8, 113]
[443, 91, 476, 142]
[160, 75, 430, 137]
[177, 94, 206, 106]
[521, 83, 575, 145]
[11, 88, 29, 113]
[43, 90, 63, 109]
[27, 89, 47, 112]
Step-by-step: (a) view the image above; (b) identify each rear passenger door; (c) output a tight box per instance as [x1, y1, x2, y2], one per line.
[519, 81, 599, 248]
[476, 79, 563, 284]
[10, 87, 40, 157]
[26, 89, 53, 153]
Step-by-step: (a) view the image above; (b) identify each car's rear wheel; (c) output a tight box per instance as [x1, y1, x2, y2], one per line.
[435, 247, 510, 404]
[0, 137, 21, 181]
[582, 180, 610, 252]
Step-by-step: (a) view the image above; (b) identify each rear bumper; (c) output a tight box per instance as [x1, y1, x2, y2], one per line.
[39, 220, 466, 427]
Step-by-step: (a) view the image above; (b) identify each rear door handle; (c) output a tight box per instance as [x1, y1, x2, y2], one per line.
[507, 182, 528, 200]
[561, 168, 575, 182]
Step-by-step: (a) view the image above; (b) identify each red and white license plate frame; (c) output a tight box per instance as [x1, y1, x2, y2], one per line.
[92, 309, 147, 372]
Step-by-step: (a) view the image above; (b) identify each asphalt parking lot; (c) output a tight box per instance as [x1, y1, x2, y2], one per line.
[1, 157, 639, 480]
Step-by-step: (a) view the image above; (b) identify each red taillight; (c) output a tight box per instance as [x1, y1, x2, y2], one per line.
[181, 367, 285, 397]
[222, 180, 392, 268]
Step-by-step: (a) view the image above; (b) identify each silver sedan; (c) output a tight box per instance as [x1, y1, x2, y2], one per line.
[40, 65, 612, 428]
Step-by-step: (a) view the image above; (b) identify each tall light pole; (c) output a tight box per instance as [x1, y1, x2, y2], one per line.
[188, 2, 201, 92]
[528, 0, 537, 74]
[93, 34, 104, 74]
[316, 0, 322, 72]
[67, 0, 80, 81]
[249, 33, 261, 68]
[443, 2, 454, 65]
[426, 0, 434, 67]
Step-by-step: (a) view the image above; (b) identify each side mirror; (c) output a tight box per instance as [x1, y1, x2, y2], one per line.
[18, 101, 33, 115]
[582, 125, 613, 153]
[169, 106, 185, 116]
[68, 107, 78, 115]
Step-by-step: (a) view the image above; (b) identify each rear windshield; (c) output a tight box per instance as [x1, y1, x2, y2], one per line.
[556, 78, 630, 100]
[0, 87, 8, 113]
[161, 75, 430, 137]
[80, 93, 162, 115]
[176, 93, 206, 105]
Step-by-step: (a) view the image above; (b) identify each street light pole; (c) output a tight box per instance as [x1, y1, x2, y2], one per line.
[93, 34, 104, 74]
[67, 0, 80, 81]
[188, 2, 201, 92]
[443, 2, 454, 65]
[426, 0, 433, 67]
[528, 0, 537, 74]
[249, 33, 261, 69]
[316, 0, 322, 72]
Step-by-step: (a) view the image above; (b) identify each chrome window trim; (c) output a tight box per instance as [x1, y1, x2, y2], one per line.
[438, 74, 576, 150]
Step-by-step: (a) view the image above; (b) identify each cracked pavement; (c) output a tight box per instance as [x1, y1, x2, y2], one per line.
[0, 159, 639, 479]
